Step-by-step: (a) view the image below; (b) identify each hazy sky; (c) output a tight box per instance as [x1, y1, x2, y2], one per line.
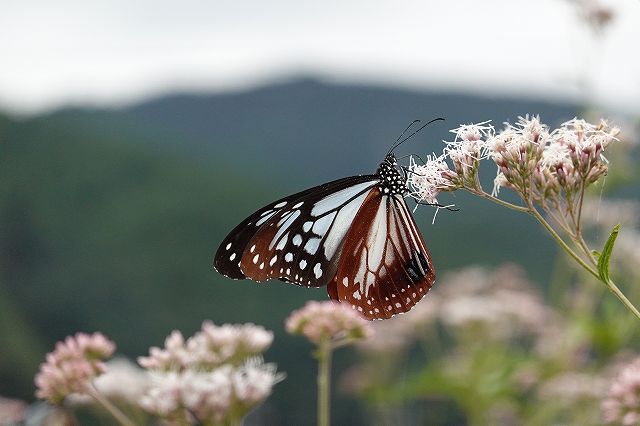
[1, 0, 638, 116]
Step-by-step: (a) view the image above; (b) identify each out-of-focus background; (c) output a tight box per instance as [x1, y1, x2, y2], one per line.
[1, 0, 639, 424]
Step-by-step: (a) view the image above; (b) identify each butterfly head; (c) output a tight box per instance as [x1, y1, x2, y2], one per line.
[377, 153, 407, 196]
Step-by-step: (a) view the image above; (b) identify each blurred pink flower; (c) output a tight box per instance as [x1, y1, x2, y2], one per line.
[435, 265, 558, 341]
[139, 358, 283, 424]
[138, 322, 281, 424]
[602, 357, 640, 425]
[34, 332, 116, 405]
[285, 300, 373, 345]
[539, 372, 605, 403]
[357, 296, 440, 353]
[94, 358, 150, 403]
[138, 321, 273, 371]
[0, 396, 28, 425]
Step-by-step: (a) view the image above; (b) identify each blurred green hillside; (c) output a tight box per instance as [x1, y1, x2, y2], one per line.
[0, 79, 577, 424]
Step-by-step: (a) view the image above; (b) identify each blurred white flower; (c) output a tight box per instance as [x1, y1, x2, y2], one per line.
[539, 372, 605, 403]
[286, 300, 373, 345]
[232, 358, 284, 407]
[436, 265, 559, 341]
[139, 371, 184, 417]
[138, 322, 281, 424]
[357, 296, 440, 353]
[138, 321, 274, 371]
[140, 358, 282, 424]
[94, 358, 150, 403]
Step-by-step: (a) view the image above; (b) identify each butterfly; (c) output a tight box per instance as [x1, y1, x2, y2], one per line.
[214, 120, 444, 320]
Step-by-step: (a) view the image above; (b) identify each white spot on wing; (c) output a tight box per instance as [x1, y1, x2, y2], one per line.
[314, 263, 323, 279]
[229, 253, 236, 261]
[256, 210, 276, 226]
[292, 234, 302, 246]
[226, 243, 232, 250]
[270, 210, 300, 248]
[274, 201, 287, 208]
[304, 238, 320, 255]
[276, 233, 288, 250]
[285, 253, 293, 262]
[253, 254, 259, 264]
[303, 221, 313, 232]
[299, 260, 307, 269]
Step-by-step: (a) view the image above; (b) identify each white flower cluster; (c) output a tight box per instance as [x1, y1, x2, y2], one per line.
[140, 359, 283, 424]
[408, 116, 619, 205]
[407, 121, 493, 204]
[138, 321, 273, 370]
[138, 321, 281, 424]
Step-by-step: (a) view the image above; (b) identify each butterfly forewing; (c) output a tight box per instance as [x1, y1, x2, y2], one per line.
[214, 176, 378, 286]
[328, 191, 435, 320]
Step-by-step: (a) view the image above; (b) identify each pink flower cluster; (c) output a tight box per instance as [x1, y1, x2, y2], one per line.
[408, 116, 619, 206]
[285, 300, 373, 344]
[138, 320, 273, 370]
[34, 332, 116, 405]
[140, 359, 283, 423]
[138, 322, 281, 424]
[602, 357, 640, 425]
[0, 396, 28, 424]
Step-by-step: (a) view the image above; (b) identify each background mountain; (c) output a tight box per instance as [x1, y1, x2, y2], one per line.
[0, 78, 577, 424]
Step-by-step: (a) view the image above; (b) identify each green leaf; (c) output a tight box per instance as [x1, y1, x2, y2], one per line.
[592, 250, 601, 260]
[598, 224, 620, 283]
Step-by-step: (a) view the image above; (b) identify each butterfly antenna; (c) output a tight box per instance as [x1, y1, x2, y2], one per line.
[397, 120, 421, 142]
[396, 153, 426, 164]
[387, 117, 445, 156]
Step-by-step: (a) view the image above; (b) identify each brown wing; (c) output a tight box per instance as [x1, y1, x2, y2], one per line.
[214, 176, 378, 287]
[327, 189, 436, 320]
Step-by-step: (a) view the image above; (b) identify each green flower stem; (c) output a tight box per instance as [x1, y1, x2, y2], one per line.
[527, 205, 600, 280]
[86, 384, 136, 426]
[476, 189, 640, 320]
[603, 277, 640, 320]
[529, 203, 640, 321]
[466, 189, 530, 213]
[316, 339, 332, 426]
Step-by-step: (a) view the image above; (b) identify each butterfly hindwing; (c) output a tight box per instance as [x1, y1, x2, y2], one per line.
[214, 175, 378, 285]
[328, 190, 435, 320]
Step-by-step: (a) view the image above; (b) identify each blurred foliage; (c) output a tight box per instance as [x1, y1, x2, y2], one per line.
[5, 79, 638, 424]
[348, 260, 640, 425]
